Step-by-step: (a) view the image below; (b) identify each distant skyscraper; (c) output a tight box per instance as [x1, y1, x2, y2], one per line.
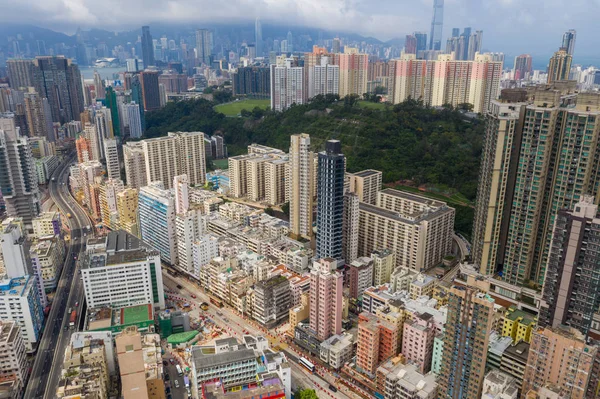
[405, 35, 417, 54]
[316, 140, 345, 260]
[547, 49, 572, 83]
[451, 28, 460, 37]
[286, 31, 293, 53]
[308, 57, 339, 98]
[255, 18, 263, 57]
[139, 71, 161, 111]
[195, 29, 212, 65]
[414, 32, 428, 52]
[31, 56, 84, 123]
[513, 54, 532, 80]
[104, 86, 120, 137]
[6, 59, 34, 89]
[332, 38, 341, 53]
[0, 117, 40, 226]
[438, 285, 495, 399]
[94, 71, 105, 100]
[467, 30, 483, 60]
[125, 102, 143, 139]
[126, 59, 139, 72]
[289, 134, 314, 239]
[561, 29, 576, 56]
[129, 74, 145, 129]
[141, 26, 155, 68]
[429, 0, 444, 50]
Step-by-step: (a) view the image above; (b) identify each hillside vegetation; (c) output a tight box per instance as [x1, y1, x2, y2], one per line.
[145, 95, 484, 236]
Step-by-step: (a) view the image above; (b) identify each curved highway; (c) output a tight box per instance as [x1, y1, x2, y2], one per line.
[24, 157, 90, 399]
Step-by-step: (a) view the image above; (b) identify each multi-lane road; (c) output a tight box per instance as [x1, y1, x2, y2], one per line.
[24, 158, 89, 399]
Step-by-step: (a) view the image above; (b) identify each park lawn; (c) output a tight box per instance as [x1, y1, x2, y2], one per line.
[212, 159, 229, 169]
[214, 99, 270, 116]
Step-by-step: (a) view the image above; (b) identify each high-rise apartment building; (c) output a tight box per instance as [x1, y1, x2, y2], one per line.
[358, 189, 454, 271]
[547, 49, 572, 83]
[402, 313, 436, 373]
[289, 134, 314, 238]
[82, 230, 164, 309]
[116, 188, 139, 237]
[103, 139, 120, 181]
[139, 71, 161, 111]
[140, 132, 206, 190]
[390, 54, 427, 104]
[540, 196, 600, 338]
[23, 89, 52, 140]
[349, 257, 373, 299]
[265, 158, 287, 206]
[0, 117, 40, 227]
[438, 285, 495, 399]
[472, 90, 600, 285]
[405, 35, 417, 54]
[429, 0, 444, 50]
[270, 58, 305, 112]
[253, 275, 292, 328]
[309, 258, 343, 341]
[514, 54, 533, 80]
[123, 142, 147, 189]
[125, 102, 143, 139]
[342, 193, 359, 264]
[522, 326, 597, 399]
[141, 26, 155, 68]
[196, 29, 212, 65]
[31, 56, 84, 123]
[308, 57, 340, 99]
[332, 49, 369, 98]
[138, 182, 177, 264]
[347, 169, 382, 205]
[232, 67, 270, 97]
[0, 320, 28, 395]
[316, 140, 345, 260]
[6, 59, 34, 90]
[356, 312, 399, 376]
[562, 29, 577, 56]
[372, 248, 395, 286]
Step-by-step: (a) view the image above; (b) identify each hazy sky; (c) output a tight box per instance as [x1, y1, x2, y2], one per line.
[1, 0, 599, 60]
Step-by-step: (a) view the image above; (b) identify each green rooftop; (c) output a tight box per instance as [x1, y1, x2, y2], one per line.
[167, 330, 199, 345]
[506, 306, 536, 322]
[121, 304, 154, 325]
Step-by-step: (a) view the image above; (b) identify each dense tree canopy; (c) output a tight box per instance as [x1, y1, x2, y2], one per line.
[145, 96, 484, 202]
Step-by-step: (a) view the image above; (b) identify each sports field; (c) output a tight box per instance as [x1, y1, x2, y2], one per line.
[214, 99, 270, 116]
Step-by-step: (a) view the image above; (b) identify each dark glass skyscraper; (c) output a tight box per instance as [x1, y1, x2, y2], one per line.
[105, 86, 121, 137]
[316, 140, 345, 260]
[562, 29, 576, 56]
[429, 0, 444, 50]
[141, 26, 155, 68]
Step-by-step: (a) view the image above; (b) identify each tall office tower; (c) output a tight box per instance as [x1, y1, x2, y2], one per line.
[141, 26, 155, 68]
[270, 59, 305, 112]
[94, 71, 105, 100]
[547, 49, 572, 83]
[139, 182, 177, 265]
[438, 285, 495, 399]
[6, 59, 34, 90]
[308, 57, 340, 99]
[348, 169, 382, 205]
[32, 56, 84, 123]
[23, 89, 52, 140]
[316, 140, 345, 260]
[342, 193, 359, 264]
[103, 139, 120, 181]
[195, 29, 212, 65]
[562, 29, 577, 56]
[332, 49, 369, 98]
[472, 91, 600, 286]
[0, 118, 40, 226]
[255, 18, 263, 57]
[0, 320, 28, 394]
[429, 0, 444, 50]
[522, 326, 597, 399]
[104, 86, 120, 137]
[141, 132, 206, 189]
[130, 74, 146, 129]
[390, 54, 427, 105]
[539, 196, 600, 338]
[414, 32, 428, 52]
[81, 230, 164, 309]
[125, 102, 143, 139]
[139, 71, 161, 111]
[332, 38, 341, 54]
[404, 35, 417, 54]
[123, 141, 148, 188]
[309, 258, 343, 341]
[467, 30, 483, 61]
[289, 134, 314, 239]
[513, 54, 533, 80]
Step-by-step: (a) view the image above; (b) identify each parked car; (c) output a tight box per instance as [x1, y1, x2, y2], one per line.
[174, 380, 180, 389]
[169, 358, 175, 365]
[191, 294, 197, 299]
[163, 360, 168, 366]
[176, 284, 183, 289]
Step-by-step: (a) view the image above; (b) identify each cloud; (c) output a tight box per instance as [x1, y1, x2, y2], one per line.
[0, 0, 599, 59]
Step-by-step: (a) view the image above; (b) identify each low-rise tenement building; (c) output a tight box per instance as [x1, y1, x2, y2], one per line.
[376, 357, 438, 399]
[501, 306, 536, 344]
[481, 369, 519, 399]
[31, 211, 61, 238]
[29, 236, 65, 291]
[81, 230, 164, 310]
[0, 320, 28, 398]
[252, 275, 291, 328]
[320, 333, 354, 369]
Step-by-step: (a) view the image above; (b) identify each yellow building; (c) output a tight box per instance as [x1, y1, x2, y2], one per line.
[289, 292, 309, 329]
[117, 188, 139, 237]
[501, 306, 537, 343]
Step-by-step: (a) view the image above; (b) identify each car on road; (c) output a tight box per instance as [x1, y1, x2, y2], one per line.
[216, 311, 223, 316]
[176, 284, 183, 289]
[163, 360, 168, 366]
[169, 358, 175, 365]
[222, 317, 229, 323]
[166, 387, 171, 394]
[75, 302, 79, 307]
[64, 325, 68, 331]
[165, 373, 170, 380]
[329, 385, 338, 392]
[191, 294, 197, 299]
[174, 380, 180, 389]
